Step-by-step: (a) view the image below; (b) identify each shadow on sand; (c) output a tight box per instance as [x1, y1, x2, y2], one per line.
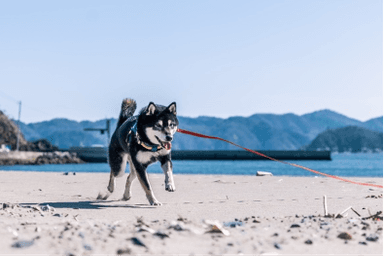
[19, 200, 155, 210]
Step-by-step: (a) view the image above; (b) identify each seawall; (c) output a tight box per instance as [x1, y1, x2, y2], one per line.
[69, 147, 331, 163]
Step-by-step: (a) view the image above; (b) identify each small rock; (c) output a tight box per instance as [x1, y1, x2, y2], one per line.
[11, 240, 34, 248]
[40, 205, 52, 212]
[274, 243, 281, 249]
[290, 224, 301, 228]
[359, 241, 368, 245]
[256, 171, 273, 176]
[337, 232, 352, 240]
[130, 237, 147, 248]
[168, 222, 185, 231]
[304, 239, 313, 245]
[117, 248, 132, 255]
[154, 231, 169, 239]
[83, 244, 92, 251]
[63, 172, 69, 175]
[53, 213, 62, 217]
[224, 220, 243, 228]
[366, 234, 379, 242]
[2, 203, 13, 209]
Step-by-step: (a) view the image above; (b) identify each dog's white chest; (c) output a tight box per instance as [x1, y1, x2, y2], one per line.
[136, 149, 170, 164]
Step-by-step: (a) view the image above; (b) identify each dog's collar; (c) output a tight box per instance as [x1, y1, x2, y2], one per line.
[128, 121, 163, 152]
[137, 138, 163, 152]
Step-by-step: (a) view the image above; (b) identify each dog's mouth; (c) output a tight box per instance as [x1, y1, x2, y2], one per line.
[155, 136, 172, 150]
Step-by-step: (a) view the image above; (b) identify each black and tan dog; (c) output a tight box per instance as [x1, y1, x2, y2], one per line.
[98, 98, 178, 206]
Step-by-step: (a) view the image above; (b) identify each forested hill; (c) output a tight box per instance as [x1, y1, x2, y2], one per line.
[15, 109, 383, 150]
[303, 126, 383, 153]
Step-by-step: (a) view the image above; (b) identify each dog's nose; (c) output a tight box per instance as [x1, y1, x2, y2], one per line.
[166, 135, 173, 141]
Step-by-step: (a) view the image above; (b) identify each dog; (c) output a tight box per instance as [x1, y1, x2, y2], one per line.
[98, 98, 179, 206]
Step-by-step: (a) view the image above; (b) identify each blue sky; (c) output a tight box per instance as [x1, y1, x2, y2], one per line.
[0, 0, 382, 123]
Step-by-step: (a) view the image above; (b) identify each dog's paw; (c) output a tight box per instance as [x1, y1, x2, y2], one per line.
[97, 191, 110, 200]
[151, 200, 162, 206]
[148, 197, 162, 206]
[121, 195, 131, 201]
[165, 183, 176, 192]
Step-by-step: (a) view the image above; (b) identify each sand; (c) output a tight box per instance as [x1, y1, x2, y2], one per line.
[0, 171, 382, 255]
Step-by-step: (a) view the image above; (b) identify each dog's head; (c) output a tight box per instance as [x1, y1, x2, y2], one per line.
[138, 102, 179, 150]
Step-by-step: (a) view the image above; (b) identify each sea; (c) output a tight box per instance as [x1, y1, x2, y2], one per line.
[0, 153, 382, 177]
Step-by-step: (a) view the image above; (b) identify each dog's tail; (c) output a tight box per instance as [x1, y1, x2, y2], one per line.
[117, 98, 137, 128]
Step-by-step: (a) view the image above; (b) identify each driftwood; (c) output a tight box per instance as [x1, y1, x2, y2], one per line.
[336, 206, 352, 218]
[362, 211, 383, 221]
[351, 207, 361, 217]
[323, 195, 328, 216]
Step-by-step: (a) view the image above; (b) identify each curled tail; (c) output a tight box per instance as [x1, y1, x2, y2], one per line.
[117, 98, 137, 128]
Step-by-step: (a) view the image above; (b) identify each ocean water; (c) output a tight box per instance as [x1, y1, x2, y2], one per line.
[0, 153, 382, 177]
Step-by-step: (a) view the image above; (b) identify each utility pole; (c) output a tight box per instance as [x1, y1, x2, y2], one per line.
[84, 119, 112, 145]
[16, 101, 22, 151]
[106, 119, 111, 141]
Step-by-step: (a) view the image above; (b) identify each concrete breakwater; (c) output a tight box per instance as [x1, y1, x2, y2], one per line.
[0, 151, 43, 161]
[69, 147, 331, 163]
[0, 151, 83, 165]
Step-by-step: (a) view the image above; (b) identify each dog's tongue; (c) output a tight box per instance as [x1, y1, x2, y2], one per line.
[164, 142, 172, 150]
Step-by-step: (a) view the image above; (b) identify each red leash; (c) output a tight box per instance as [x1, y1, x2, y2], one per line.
[177, 128, 383, 189]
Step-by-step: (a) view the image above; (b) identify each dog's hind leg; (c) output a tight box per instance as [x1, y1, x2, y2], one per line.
[108, 152, 128, 192]
[122, 162, 137, 201]
[97, 151, 128, 200]
[107, 172, 116, 193]
[97, 172, 116, 200]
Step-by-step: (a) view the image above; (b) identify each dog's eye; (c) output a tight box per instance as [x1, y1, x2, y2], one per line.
[169, 123, 175, 128]
[154, 123, 162, 129]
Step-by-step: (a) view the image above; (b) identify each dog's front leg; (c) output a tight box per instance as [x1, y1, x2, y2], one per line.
[160, 156, 175, 192]
[132, 160, 162, 206]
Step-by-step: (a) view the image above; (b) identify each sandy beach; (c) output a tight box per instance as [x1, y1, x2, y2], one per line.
[0, 171, 382, 255]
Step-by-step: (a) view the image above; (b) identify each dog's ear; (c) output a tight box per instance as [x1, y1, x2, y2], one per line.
[145, 102, 157, 116]
[167, 102, 177, 115]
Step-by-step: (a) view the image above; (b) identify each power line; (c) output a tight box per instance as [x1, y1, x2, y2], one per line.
[16, 101, 22, 151]
[0, 90, 19, 104]
[0, 90, 52, 116]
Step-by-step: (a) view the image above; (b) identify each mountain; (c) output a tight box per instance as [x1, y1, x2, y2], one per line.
[302, 109, 362, 129]
[15, 109, 383, 150]
[303, 126, 383, 153]
[363, 117, 383, 132]
[18, 118, 115, 149]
